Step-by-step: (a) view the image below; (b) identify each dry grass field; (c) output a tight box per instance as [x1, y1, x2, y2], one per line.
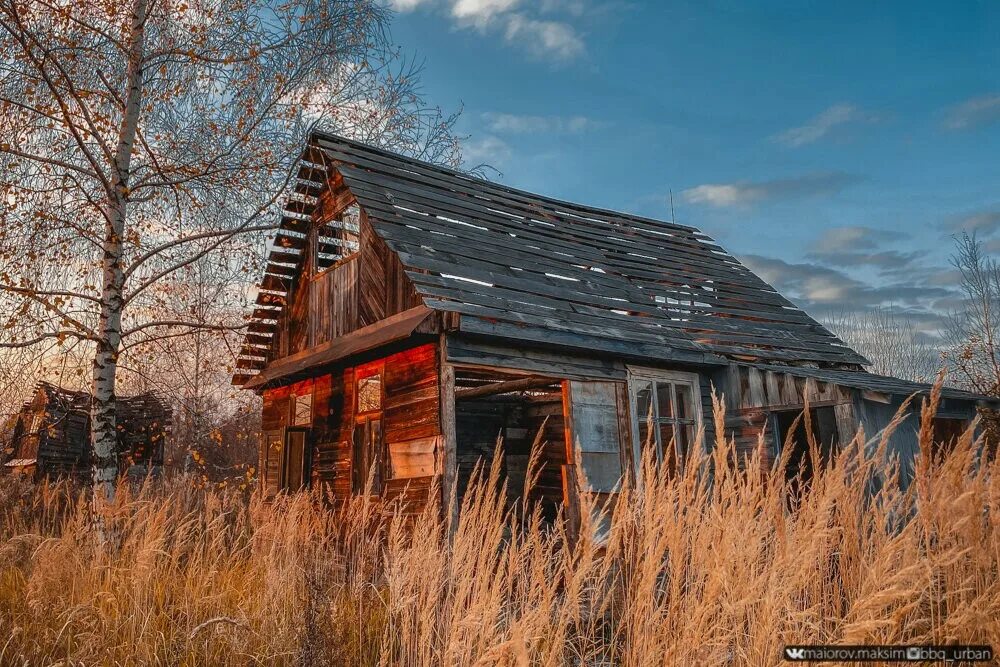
[1, 387, 998, 666]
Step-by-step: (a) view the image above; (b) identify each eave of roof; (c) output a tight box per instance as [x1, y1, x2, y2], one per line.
[750, 363, 998, 406]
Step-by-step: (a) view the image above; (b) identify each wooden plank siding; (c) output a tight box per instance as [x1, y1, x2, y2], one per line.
[259, 343, 442, 511]
[715, 364, 857, 470]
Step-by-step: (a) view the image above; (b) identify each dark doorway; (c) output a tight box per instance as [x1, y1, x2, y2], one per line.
[453, 368, 566, 518]
[930, 417, 968, 459]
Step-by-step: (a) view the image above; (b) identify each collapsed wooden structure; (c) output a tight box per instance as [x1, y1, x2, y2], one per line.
[235, 133, 993, 512]
[1, 382, 169, 480]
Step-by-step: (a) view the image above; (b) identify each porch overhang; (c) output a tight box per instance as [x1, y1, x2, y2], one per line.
[242, 305, 433, 391]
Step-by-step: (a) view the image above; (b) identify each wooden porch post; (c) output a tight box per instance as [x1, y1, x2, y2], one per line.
[561, 380, 581, 547]
[439, 334, 458, 530]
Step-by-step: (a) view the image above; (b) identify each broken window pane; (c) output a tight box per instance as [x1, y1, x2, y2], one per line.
[292, 393, 312, 426]
[655, 381, 673, 419]
[675, 383, 693, 421]
[358, 374, 382, 413]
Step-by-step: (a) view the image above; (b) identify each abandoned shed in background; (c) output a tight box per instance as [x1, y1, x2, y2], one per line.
[234, 133, 994, 513]
[1, 382, 170, 481]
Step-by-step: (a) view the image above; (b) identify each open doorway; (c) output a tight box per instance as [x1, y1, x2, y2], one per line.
[453, 368, 566, 518]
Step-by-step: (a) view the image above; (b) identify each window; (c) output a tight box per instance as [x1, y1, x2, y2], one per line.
[313, 203, 361, 274]
[352, 368, 385, 495]
[628, 370, 701, 474]
[290, 392, 313, 426]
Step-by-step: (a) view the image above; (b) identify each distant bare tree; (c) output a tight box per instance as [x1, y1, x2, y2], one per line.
[824, 307, 939, 383]
[944, 233, 1000, 397]
[0, 0, 463, 499]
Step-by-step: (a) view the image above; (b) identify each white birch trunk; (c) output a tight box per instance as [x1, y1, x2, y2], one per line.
[92, 0, 148, 502]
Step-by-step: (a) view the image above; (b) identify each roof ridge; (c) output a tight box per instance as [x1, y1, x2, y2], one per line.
[309, 131, 706, 236]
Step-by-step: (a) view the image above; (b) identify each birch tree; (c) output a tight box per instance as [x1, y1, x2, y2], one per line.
[0, 0, 463, 499]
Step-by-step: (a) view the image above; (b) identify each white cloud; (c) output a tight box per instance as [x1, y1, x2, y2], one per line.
[504, 14, 584, 60]
[944, 94, 1000, 130]
[452, 0, 520, 26]
[945, 209, 1000, 235]
[388, 0, 585, 61]
[387, 0, 432, 10]
[682, 172, 860, 208]
[774, 103, 876, 147]
[482, 111, 601, 134]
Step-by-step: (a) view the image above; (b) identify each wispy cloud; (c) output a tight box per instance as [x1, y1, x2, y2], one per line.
[742, 254, 953, 315]
[388, 0, 431, 10]
[774, 103, 879, 147]
[461, 134, 512, 169]
[482, 111, 603, 134]
[388, 0, 585, 61]
[805, 225, 928, 280]
[504, 14, 584, 60]
[682, 172, 860, 208]
[943, 94, 1000, 130]
[451, 0, 520, 27]
[810, 225, 898, 253]
[943, 208, 1000, 235]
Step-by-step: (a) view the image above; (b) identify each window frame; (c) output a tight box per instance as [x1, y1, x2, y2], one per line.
[626, 368, 704, 477]
[289, 390, 313, 427]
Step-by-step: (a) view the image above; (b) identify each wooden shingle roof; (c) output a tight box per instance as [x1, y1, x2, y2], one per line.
[234, 133, 868, 385]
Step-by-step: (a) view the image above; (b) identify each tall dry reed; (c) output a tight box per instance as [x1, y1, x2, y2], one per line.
[1, 387, 997, 666]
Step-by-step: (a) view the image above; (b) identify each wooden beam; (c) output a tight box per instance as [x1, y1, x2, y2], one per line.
[242, 305, 431, 389]
[454, 375, 557, 400]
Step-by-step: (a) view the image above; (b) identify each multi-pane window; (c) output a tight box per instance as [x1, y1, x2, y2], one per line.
[353, 369, 385, 495]
[629, 371, 700, 474]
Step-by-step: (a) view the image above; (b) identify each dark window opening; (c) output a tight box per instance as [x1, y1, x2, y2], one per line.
[352, 416, 383, 495]
[454, 368, 565, 519]
[774, 406, 840, 493]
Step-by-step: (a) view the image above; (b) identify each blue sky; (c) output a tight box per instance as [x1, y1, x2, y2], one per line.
[385, 0, 1000, 333]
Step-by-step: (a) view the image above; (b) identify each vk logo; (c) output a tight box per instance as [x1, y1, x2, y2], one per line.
[785, 647, 806, 660]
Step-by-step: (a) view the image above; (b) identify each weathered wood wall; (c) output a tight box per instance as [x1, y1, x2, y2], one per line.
[855, 394, 977, 488]
[3, 384, 168, 480]
[269, 191, 422, 365]
[717, 364, 856, 469]
[259, 343, 442, 510]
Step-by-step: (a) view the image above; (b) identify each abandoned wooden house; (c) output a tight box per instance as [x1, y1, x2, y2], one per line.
[233, 132, 994, 512]
[1, 382, 170, 480]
